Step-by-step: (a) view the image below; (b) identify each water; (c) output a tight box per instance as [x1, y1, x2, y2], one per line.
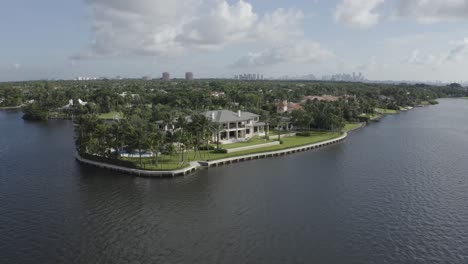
[1, 99, 468, 264]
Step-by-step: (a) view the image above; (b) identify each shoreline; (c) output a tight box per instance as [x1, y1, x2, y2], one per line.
[0, 106, 22, 110]
[76, 132, 348, 177]
[76, 102, 433, 178]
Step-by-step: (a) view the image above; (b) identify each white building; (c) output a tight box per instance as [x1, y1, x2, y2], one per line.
[203, 110, 266, 143]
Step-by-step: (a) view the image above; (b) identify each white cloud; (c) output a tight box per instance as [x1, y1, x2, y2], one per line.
[405, 49, 440, 65]
[333, 0, 385, 28]
[402, 37, 468, 68]
[395, 0, 468, 23]
[74, 0, 305, 59]
[231, 41, 334, 68]
[447, 37, 468, 61]
[254, 8, 305, 44]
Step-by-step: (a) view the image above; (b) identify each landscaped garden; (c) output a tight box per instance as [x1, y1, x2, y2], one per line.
[101, 131, 343, 171]
[221, 136, 274, 149]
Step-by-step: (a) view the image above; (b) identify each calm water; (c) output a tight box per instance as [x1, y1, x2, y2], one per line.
[1, 99, 468, 264]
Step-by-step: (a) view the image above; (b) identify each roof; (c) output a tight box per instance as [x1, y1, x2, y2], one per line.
[202, 110, 259, 123]
[302, 95, 339, 102]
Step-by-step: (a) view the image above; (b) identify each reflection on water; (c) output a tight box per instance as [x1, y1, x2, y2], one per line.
[1, 99, 468, 263]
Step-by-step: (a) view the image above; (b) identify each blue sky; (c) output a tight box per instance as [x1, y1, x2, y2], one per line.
[1, 0, 468, 82]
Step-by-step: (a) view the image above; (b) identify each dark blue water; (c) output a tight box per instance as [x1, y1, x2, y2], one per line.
[1, 99, 468, 264]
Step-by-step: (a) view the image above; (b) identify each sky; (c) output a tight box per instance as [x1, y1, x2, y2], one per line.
[1, 0, 468, 82]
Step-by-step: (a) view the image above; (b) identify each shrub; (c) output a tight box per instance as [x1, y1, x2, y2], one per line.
[213, 149, 228, 154]
[199, 145, 216, 151]
[358, 116, 370, 122]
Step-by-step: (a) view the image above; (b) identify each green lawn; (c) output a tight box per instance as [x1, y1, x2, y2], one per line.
[222, 137, 274, 149]
[117, 131, 342, 170]
[375, 108, 398, 114]
[343, 123, 363, 132]
[204, 131, 342, 161]
[122, 156, 191, 170]
[98, 111, 123, 120]
[270, 130, 295, 136]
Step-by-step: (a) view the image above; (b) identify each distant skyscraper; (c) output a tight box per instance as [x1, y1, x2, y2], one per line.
[162, 72, 170, 81]
[185, 72, 194, 80]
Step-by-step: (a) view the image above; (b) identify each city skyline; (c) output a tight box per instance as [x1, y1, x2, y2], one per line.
[1, 0, 468, 82]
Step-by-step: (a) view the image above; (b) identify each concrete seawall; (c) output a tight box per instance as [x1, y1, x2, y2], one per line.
[76, 132, 348, 177]
[199, 132, 348, 167]
[75, 154, 200, 177]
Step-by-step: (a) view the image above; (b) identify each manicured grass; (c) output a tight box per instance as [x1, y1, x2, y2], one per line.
[269, 130, 295, 136]
[343, 123, 363, 132]
[222, 137, 273, 149]
[203, 131, 342, 161]
[375, 108, 398, 114]
[98, 111, 123, 120]
[122, 156, 191, 170]
[115, 131, 342, 169]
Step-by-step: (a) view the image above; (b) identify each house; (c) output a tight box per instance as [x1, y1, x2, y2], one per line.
[210, 91, 226, 97]
[276, 100, 303, 113]
[157, 110, 266, 144]
[62, 99, 88, 109]
[203, 110, 266, 143]
[302, 95, 340, 102]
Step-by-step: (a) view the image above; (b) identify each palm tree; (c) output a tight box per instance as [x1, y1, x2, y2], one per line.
[146, 124, 163, 166]
[127, 115, 148, 168]
[273, 114, 286, 142]
[74, 114, 99, 154]
[189, 113, 210, 160]
[209, 122, 223, 150]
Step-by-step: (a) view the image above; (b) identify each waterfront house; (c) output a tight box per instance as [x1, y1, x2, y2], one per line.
[156, 110, 266, 144]
[203, 110, 266, 143]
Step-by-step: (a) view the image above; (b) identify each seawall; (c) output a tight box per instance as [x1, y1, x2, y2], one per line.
[76, 132, 348, 177]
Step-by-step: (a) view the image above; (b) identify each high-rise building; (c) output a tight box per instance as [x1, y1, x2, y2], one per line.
[185, 72, 194, 80]
[162, 72, 170, 81]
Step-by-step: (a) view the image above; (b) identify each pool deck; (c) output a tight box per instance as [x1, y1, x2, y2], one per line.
[76, 132, 348, 177]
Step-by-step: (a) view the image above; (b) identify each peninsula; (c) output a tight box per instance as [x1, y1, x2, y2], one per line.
[1, 79, 467, 176]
